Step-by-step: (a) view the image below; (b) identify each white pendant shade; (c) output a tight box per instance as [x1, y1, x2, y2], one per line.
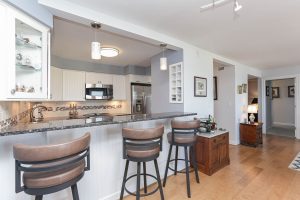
[91, 41, 101, 60]
[160, 57, 167, 71]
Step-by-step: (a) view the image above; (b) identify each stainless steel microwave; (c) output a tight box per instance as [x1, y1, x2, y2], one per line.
[85, 84, 113, 100]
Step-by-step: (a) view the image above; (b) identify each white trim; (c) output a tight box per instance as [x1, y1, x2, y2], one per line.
[230, 140, 239, 145]
[272, 122, 295, 127]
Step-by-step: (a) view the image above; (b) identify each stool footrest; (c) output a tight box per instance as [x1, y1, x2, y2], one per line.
[168, 158, 195, 173]
[124, 173, 159, 197]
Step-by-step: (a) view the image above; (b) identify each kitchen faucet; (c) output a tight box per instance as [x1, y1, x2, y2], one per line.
[30, 105, 48, 123]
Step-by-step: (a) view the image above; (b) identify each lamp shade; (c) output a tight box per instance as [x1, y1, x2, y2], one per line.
[251, 98, 258, 104]
[160, 57, 167, 70]
[247, 104, 258, 114]
[91, 41, 101, 60]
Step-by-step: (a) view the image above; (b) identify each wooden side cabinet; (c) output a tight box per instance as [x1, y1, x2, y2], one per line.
[240, 123, 263, 147]
[194, 132, 230, 176]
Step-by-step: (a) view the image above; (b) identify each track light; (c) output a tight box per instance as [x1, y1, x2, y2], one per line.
[234, 0, 242, 12]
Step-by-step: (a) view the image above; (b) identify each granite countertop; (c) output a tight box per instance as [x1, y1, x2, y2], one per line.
[0, 112, 197, 137]
[197, 130, 229, 138]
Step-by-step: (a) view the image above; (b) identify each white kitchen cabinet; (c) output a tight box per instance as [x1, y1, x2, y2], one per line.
[113, 75, 126, 100]
[63, 70, 86, 101]
[128, 74, 151, 84]
[86, 72, 113, 85]
[50, 66, 63, 101]
[0, 2, 50, 100]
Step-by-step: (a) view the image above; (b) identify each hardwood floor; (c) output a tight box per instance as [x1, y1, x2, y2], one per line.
[125, 135, 300, 200]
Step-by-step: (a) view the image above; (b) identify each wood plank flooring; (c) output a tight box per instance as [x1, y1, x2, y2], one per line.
[125, 134, 300, 200]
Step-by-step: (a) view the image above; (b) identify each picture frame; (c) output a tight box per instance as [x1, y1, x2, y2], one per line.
[194, 76, 207, 97]
[213, 76, 218, 100]
[272, 87, 280, 98]
[237, 85, 242, 94]
[242, 83, 247, 93]
[266, 86, 270, 96]
[288, 86, 295, 97]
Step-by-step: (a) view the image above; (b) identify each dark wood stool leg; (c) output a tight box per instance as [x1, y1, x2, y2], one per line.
[143, 162, 147, 193]
[191, 146, 200, 183]
[154, 159, 165, 200]
[174, 145, 179, 175]
[35, 195, 43, 200]
[120, 160, 130, 200]
[163, 144, 173, 187]
[71, 184, 80, 200]
[184, 146, 191, 198]
[136, 162, 141, 200]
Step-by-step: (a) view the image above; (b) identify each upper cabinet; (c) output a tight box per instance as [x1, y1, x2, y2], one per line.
[128, 74, 151, 84]
[113, 75, 126, 100]
[0, 3, 50, 100]
[50, 67, 63, 101]
[63, 70, 86, 101]
[86, 72, 113, 85]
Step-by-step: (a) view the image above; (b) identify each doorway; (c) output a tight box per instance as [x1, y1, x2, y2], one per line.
[265, 78, 296, 138]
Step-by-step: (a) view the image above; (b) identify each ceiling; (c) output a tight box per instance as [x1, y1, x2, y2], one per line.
[60, 0, 300, 69]
[52, 17, 163, 67]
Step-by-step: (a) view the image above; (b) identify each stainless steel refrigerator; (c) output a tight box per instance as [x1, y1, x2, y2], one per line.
[131, 83, 151, 114]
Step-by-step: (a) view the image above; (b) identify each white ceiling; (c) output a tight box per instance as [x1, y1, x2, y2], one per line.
[61, 0, 300, 69]
[52, 17, 163, 67]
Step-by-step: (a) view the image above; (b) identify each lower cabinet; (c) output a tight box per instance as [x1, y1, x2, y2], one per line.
[194, 132, 230, 176]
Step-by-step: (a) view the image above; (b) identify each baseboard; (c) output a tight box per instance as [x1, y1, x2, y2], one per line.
[230, 140, 239, 145]
[272, 122, 295, 127]
[99, 191, 120, 200]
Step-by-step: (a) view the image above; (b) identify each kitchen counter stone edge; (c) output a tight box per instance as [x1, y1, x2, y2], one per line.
[0, 112, 197, 137]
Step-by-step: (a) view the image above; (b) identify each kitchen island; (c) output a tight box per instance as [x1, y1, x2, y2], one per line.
[0, 112, 196, 200]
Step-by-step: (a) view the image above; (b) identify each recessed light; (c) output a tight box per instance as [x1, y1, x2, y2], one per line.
[101, 47, 119, 57]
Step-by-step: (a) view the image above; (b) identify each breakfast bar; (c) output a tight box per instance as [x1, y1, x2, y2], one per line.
[0, 112, 196, 200]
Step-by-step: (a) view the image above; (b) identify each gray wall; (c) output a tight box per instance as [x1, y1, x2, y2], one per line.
[151, 49, 183, 113]
[271, 79, 295, 126]
[266, 80, 272, 129]
[51, 55, 150, 76]
[5, 0, 53, 27]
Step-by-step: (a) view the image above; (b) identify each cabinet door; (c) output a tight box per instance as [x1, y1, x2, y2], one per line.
[194, 138, 207, 171]
[129, 75, 151, 84]
[86, 72, 113, 85]
[6, 7, 49, 99]
[113, 75, 126, 100]
[50, 67, 63, 101]
[218, 135, 229, 165]
[63, 70, 85, 101]
[210, 139, 220, 172]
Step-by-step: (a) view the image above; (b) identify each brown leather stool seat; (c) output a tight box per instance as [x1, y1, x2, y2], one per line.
[13, 133, 91, 200]
[23, 159, 85, 189]
[167, 132, 197, 144]
[120, 125, 165, 200]
[126, 144, 160, 159]
[163, 119, 200, 198]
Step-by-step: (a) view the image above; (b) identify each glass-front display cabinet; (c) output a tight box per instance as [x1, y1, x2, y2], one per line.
[0, 3, 50, 99]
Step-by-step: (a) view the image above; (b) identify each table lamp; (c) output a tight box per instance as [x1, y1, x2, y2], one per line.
[247, 104, 258, 123]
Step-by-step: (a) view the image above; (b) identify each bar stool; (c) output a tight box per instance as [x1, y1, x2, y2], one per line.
[13, 133, 91, 200]
[120, 125, 165, 200]
[163, 119, 200, 198]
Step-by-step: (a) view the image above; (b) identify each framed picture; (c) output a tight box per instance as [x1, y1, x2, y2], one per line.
[194, 76, 207, 97]
[213, 76, 218, 100]
[237, 85, 242, 94]
[288, 86, 295, 97]
[242, 83, 247, 93]
[272, 87, 280, 98]
[266, 86, 270, 96]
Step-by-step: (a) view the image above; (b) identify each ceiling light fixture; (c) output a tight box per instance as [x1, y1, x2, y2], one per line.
[91, 22, 101, 60]
[101, 47, 119, 57]
[200, 0, 227, 9]
[234, 0, 242, 12]
[160, 44, 167, 71]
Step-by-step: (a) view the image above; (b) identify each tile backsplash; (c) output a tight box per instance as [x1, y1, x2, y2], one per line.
[0, 100, 128, 128]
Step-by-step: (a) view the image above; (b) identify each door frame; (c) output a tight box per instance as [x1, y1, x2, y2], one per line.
[262, 75, 299, 139]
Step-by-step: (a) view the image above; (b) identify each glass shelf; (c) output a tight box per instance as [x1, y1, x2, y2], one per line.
[16, 37, 41, 49]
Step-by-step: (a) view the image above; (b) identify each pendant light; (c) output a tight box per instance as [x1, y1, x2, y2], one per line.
[91, 22, 101, 60]
[160, 44, 167, 71]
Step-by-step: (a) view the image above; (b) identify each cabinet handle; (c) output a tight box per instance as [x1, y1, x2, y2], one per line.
[11, 89, 16, 95]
